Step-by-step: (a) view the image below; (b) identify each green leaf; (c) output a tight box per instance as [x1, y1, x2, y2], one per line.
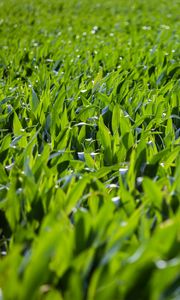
[112, 104, 120, 134]
[65, 176, 90, 214]
[98, 115, 112, 165]
[13, 112, 22, 135]
[143, 177, 162, 208]
[31, 88, 40, 112]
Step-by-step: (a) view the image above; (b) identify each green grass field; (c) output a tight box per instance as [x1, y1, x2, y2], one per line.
[0, 0, 180, 299]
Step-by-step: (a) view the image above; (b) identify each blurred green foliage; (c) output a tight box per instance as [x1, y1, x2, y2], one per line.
[0, 0, 180, 299]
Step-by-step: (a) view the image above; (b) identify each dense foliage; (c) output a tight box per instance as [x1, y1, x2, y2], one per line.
[0, 0, 180, 299]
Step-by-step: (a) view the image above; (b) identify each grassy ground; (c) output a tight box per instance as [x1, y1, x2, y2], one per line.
[0, 0, 180, 299]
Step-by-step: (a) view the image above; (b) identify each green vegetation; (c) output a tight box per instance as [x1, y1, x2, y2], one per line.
[0, 0, 180, 299]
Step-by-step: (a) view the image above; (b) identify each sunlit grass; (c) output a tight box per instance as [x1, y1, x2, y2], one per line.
[0, 0, 180, 299]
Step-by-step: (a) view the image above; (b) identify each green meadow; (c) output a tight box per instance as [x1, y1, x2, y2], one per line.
[0, 0, 180, 299]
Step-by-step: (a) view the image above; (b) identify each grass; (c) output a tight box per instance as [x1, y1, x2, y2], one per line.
[0, 0, 180, 299]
